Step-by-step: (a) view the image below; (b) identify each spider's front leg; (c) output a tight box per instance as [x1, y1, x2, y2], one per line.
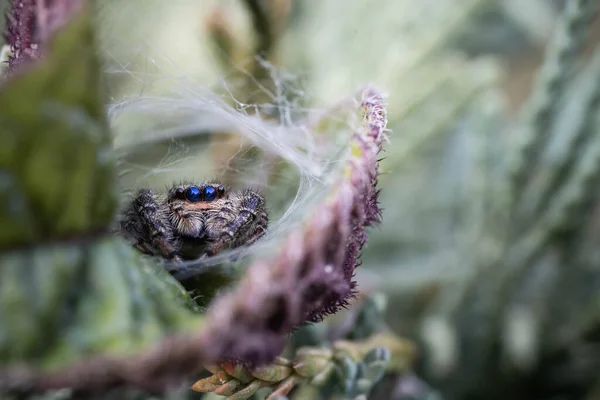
[119, 188, 181, 260]
[203, 189, 269, 257]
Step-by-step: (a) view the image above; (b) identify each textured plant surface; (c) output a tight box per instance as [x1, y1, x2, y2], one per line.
[190, 291, 416, 400]
[192, 332, 415, 400]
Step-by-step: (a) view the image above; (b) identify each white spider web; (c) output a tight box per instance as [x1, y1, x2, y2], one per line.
[97, 0, 361, 274]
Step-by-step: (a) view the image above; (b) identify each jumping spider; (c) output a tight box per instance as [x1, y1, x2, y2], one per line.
[117, 182, 268, 261]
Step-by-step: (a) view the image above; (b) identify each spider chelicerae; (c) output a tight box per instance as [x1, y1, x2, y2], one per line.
[117, 182, 268, 261]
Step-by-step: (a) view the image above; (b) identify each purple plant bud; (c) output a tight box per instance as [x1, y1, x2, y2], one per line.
[4, 0, 38, 69]
[3, 0, 83, 71]
[200, 88, 389, 365]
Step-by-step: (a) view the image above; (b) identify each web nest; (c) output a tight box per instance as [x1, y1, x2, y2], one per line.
[101, 8, 379, 276]
[104, 42, 390, 359]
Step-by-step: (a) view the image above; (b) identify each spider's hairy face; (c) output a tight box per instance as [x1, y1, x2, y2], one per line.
[118, 182, 268, 261]
[166, 183, 227, 239]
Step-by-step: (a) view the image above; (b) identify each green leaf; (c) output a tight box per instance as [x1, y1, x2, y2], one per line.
[0, 7, 204, 371]
[0, 6, 117, 250]
[0, 238, 203, 369]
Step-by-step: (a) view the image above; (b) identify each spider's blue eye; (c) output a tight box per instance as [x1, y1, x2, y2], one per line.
[185, 186, 201, 202]
[204, 186, 217, 201]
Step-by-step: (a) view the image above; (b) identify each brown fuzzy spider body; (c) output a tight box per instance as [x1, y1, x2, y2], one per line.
[118, 182, 268, 261]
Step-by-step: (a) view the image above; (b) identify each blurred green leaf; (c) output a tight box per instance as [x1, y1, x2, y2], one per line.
[0, 6, 202, 371]
[0, 239, 202, 369]
[0, 8, 116, 250]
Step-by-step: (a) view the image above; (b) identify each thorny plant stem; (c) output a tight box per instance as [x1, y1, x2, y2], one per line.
[4, 0, 83, 71]
[4, 0, 38, 69]
[0, 88, 389, 396]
